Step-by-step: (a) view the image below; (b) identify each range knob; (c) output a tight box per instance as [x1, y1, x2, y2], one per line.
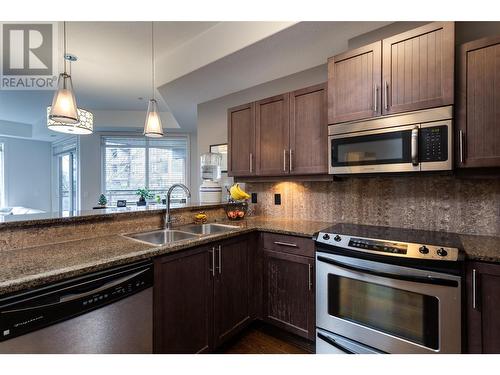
[437, 248, 448, 257]
[334, 235, 342, 242]
[322, 234, 330, 240]
[419, 246, 429, 254]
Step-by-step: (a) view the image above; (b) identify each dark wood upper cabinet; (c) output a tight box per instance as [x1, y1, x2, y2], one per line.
[227, 103, 256, 176]
[263, 250, 315, 341]
[213, 236, 251, 347]
[154, 246, 213, 354]
[228, 84, 328, 178]
[328, 41, 382, 124]
[466, 261, 500, 353]
[290, 83, 328, 174]
[255, 93, 290, 176]
[457, 36, 500, 168]
[382, 22, 455, 115]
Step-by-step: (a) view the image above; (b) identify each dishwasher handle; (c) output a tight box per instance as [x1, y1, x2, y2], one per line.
[59, 269, 149, 303]
[2, 268, 150, 314]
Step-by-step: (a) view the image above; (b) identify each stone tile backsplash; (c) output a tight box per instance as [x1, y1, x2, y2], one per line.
[246, 175, 500, 236]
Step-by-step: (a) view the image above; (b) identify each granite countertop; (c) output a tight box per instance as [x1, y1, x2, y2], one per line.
[0, 201, 225, 229]
[458, 233, 500, 263]
[1, 216, 498, 297]
[0, 217, 331, 296]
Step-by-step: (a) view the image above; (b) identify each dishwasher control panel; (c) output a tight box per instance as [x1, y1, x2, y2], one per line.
[0, 261, 153, 342]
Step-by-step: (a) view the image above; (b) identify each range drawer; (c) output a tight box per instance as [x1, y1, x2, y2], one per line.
[262, 232, 314, 258]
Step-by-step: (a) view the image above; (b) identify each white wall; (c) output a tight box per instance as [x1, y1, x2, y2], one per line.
[195, 64, 327, 192]
[0, 137, 52, 211]
[79, 133, 102, 210]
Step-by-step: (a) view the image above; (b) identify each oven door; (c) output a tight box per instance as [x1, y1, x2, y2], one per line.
[329, 124, 419, 175]
[316, 251, 462, 354]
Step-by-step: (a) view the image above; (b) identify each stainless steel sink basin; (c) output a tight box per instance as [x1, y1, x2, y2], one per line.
[178, 223, 240, 235]
[124, 229, 198, 245]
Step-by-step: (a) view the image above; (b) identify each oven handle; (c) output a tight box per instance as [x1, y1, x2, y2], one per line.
[317, 332, 355, 354]
[317, 256, 459, 287]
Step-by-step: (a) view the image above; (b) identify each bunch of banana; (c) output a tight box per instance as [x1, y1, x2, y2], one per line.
[229, 183, 251, 201]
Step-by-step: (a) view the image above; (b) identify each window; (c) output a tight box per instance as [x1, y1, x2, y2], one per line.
[102, 136, 189, 206]
[0, 143, 5, 208]
[53, 138, 78, 212]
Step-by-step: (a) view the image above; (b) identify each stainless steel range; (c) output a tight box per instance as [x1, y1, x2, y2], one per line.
[314, 223, 464, 354]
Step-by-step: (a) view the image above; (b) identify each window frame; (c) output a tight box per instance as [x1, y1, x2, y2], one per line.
[100, 133, 191, 205]
[0, 141, 5, 208]
[52, 137, 79, 212]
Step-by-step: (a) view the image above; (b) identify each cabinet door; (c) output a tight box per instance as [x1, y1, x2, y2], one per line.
[457, 36, 500, 168]
[328, 41, 382, 124]
[290, 83, 328, 175]
[213, 236, 251, 347]
[382, 22, 454, 115]
[154, 246, 213, 353]
[263, 250, 315, 340]
[467, 261, 500, 353]
[255, 93, 290, 176]
[228, 103, 256, 176]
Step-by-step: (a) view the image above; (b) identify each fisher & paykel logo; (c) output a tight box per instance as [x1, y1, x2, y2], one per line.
[0, 22, 59, 90]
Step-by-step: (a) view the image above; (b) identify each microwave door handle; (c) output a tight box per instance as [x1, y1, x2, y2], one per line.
[317, 332, 355, 354]
[316, 256, 458, 287]
[411, 127, 419, 166]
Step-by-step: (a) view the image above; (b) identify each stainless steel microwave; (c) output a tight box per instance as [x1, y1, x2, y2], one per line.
[328, 106, 453, 175]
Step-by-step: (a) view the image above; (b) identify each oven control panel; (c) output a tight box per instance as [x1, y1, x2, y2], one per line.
[316, 232, 460, 261]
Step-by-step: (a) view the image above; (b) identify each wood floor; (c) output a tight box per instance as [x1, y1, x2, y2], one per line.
[218, 325, 312, 354]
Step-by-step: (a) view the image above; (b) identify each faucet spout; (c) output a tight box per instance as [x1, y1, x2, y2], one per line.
[165, 183, 191, 229]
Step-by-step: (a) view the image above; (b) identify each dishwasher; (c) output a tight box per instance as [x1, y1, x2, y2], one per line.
[0, 260, 153, 354]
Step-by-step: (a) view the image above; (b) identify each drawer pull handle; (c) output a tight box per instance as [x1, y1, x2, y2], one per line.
[273, 241, 298, 248]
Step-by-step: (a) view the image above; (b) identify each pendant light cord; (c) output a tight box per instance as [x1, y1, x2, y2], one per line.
[151, 21, 155, 100]
[63, 21, 67, 74]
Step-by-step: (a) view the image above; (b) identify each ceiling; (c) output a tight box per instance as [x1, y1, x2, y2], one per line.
[0, 21, 390, 141]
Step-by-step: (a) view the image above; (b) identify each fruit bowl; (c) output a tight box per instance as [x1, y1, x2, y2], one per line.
[225, 202, 248, 220]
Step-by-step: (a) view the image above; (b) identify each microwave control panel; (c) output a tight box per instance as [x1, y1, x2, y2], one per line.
[419, 125, 448, 162]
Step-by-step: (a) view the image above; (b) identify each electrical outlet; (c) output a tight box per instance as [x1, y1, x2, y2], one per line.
[274, 193, 281, 205]
[251, 192, 258, 204]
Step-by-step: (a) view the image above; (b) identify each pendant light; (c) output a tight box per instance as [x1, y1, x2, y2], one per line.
[49, 21, 79, 125]
[47, 106, 94, 135]
[143, 22, 164, 137]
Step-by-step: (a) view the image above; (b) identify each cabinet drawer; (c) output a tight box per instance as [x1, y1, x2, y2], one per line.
[262, 233, 314, 258]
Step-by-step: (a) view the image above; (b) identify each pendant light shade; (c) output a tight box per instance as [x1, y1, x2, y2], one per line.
[143, 99, 164, 137]
[144, 22, 164, 138]
[47, 106, 93, 134]
[49, 72, 79, 124]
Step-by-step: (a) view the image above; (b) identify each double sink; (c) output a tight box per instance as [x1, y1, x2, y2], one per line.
[124, 223, 240, 246]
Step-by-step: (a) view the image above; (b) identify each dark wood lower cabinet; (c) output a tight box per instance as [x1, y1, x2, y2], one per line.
[154, 235, 252, 353]
[154, 233, 316, 353]
[154, 245, 213, 354]
[263, 250, 315, 340]
[213, 236, 252, 347]
[467, 261, 500, 353]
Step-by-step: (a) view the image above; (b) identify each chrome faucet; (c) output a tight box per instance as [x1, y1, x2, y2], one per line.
[165, 183, 191, 229]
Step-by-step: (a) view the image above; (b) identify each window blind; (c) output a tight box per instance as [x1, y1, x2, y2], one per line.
[102, 136, 189, 205]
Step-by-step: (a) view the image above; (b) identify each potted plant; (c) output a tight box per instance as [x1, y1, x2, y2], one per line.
[136, 188, 153, 206]
[98, 194, 107, 207]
